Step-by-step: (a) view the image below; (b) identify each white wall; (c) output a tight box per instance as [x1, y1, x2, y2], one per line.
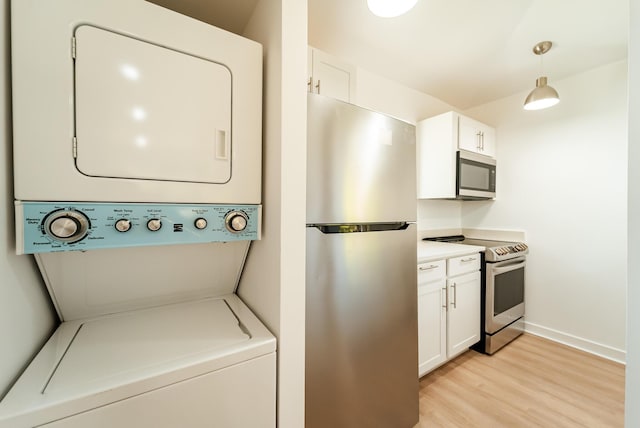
[626, 0, 639, 424]
[355, 68, 452, 125]
[0, 0, 58, 399]
[463, 61, 628, 361]
[240, 0, 307, 427]
[416, 200, 461, 236]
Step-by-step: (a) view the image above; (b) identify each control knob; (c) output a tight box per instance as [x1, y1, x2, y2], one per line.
[44, 210, 90, 243]
[225, 211, 249, 233]
[115, 219, 131, 232]
[147, 218, 162, 231]
[194, 218, 208, 230]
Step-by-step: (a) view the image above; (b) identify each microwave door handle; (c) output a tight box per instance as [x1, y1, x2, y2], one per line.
[491, 260, 526, 275]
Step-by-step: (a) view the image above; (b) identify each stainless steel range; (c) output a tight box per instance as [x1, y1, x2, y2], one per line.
[424, 236, 529, 354]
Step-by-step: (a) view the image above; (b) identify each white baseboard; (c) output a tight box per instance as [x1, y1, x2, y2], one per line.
[524, 321, 626, 364]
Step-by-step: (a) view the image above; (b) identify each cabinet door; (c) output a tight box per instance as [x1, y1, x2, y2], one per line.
[418, 279, 447, 376]
[446, 271, 481, 358]
[310, 48, 356, 103]
[479, 125, 496, 157]
[458, 115, 496, 157]
[416, 112, 458, 199]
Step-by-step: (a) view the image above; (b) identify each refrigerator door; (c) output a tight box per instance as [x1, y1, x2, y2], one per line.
[307, 94, 416, 224]
[305, 224, 419, 428]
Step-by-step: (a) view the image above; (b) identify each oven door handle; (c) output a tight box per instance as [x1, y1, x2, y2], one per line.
[490, 260, 526, 275]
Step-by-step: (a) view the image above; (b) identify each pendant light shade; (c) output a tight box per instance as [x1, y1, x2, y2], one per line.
[523, 41, 560, 111]
[524, 76, 560, 110]
[367, 0, 418, 18]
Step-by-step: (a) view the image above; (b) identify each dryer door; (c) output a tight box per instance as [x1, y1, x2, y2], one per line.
[74, 25, 232, 184]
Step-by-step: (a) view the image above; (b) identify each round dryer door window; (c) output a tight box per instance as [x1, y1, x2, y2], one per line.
[73, 25, 232, 184]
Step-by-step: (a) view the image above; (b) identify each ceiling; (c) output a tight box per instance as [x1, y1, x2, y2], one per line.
[147, 0, 629, 110]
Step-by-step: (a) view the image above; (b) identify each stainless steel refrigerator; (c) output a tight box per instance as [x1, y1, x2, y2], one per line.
[306, 93, 419, 428]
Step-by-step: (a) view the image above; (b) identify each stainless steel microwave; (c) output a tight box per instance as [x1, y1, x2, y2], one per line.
[456, 150, 496, 199]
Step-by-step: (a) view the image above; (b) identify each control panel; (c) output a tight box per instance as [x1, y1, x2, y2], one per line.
[16, 202, 261, 254]
[486, 243, 529, 262]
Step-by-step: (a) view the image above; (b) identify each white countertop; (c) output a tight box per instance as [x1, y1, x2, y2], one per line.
[417, 241, 486, 263]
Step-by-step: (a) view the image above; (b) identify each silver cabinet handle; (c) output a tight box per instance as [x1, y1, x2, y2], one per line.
[476, 131, 481, 150]
[442, 287, 447, 309]
[419, 264, 438, 271]
[460, 257, 476, 262]
[481, 132, 485, 151]
[307, 76, 313, 92]
[315, 79, 321, 94]
[451, 283, 457, 309]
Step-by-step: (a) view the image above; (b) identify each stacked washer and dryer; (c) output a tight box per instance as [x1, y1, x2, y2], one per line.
[0, 1, 275, 427]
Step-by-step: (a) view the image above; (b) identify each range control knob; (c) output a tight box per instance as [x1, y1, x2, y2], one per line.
[115, 219, 131, 232]
[44, 210, 90, 243]
[147, 218, 162, 232]
[194, 218, 208, 230]
[225, 211, 249, 233]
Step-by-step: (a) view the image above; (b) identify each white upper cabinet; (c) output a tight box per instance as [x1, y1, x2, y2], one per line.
[416, 111, 496, 199]
[458, 115, 496, 157]
[308, 47, 356, 103]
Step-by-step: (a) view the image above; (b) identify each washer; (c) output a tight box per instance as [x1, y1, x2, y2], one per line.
[0, 294, 275, 427]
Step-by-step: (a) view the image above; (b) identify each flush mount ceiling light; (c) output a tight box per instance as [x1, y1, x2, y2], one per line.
[524, 41, 560, 111]
[367, 0, 418, 18]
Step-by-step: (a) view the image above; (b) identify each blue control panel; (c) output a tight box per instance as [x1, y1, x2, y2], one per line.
[17, 202, 261, 254]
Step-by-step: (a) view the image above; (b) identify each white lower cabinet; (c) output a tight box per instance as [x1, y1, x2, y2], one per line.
[418, 253, 481, 377]
[446, 271, 481, 358]
[418, 277, 446, 375]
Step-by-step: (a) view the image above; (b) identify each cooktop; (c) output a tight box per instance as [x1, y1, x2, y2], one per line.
[423, 235, 528, 262]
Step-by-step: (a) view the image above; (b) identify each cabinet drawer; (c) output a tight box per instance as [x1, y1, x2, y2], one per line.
[447, 253, 480, 277]
[418, 260, 446, 283]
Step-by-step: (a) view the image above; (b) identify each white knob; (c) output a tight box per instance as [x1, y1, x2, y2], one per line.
[230, 215, 247, 231]
[225, 211, 248, 233]
[115, 219, 131, 232]
[50, 217, 79, 238]
[147, 219, 162, 231]
[44, 210, 90, 243]
[194, 218, 208, 230]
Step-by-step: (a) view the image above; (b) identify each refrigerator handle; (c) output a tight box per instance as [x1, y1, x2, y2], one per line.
[307, 222, 412, 234]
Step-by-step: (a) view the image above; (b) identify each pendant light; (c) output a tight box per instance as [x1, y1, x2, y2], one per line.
[523, 41, 560, 111]
[367, 0, 418, 18]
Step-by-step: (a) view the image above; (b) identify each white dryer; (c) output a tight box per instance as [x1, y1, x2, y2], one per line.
[1, 1, 275, 427]
[11, 0, 262, 205]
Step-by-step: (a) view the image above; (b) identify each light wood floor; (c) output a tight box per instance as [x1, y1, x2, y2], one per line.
[416, 334, 625, 427]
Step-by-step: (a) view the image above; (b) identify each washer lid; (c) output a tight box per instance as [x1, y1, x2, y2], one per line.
[74, 25, 232, 184]
[44, 298, 248, 395]
[0, 294, 275, 425]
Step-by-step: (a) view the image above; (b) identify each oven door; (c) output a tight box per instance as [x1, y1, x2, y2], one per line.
[485, 257, 525, 334]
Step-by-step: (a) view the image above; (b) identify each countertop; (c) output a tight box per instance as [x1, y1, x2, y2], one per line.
[417, 240, 486, 263]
